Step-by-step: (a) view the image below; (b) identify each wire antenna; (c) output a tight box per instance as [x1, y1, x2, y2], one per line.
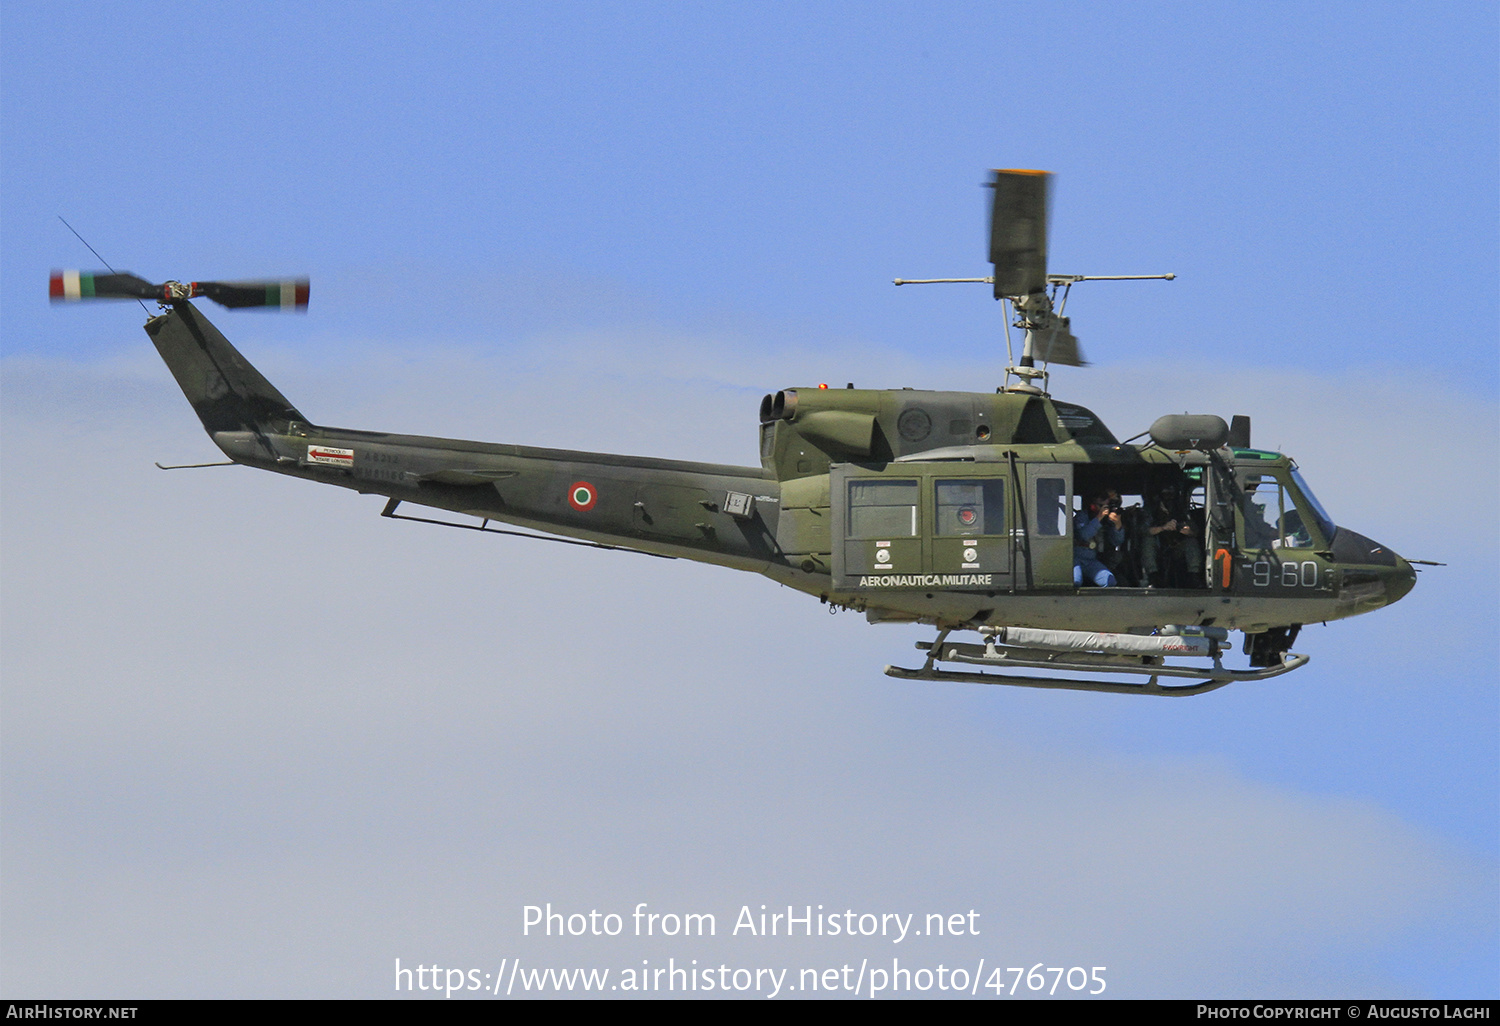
[57, 216, 148, 313]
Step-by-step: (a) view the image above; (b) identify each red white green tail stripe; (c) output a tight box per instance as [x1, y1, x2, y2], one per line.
[50, 270, 98, 300]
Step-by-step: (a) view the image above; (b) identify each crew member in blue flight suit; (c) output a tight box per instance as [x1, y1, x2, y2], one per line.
[1075, 489, 1125, 587]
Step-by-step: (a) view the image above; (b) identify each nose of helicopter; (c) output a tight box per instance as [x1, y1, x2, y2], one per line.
[1332, 528, 1417, 607]
[1385, 554, 1418, 605]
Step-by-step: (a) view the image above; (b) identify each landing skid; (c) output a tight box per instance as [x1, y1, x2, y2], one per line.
[886, 629, 1310, 697]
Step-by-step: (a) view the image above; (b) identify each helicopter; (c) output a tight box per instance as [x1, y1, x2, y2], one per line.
[49, 170, 1419, 697]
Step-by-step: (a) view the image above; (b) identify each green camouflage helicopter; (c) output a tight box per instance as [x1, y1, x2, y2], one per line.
[51, 170, 1418, 696]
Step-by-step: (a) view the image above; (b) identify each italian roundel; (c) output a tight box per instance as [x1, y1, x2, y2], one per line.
[567, 481, 597, 512]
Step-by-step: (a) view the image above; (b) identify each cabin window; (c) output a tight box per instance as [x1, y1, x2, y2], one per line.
[935, 479, 1006, 536]
[1034, 477, 1069, 536]
[848, 479, 919, 538]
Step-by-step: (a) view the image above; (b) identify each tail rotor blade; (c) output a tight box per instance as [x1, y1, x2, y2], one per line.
[49, 270, 157, 302]
[197, 279, 310, 310]
[988, 169, 1051, 298]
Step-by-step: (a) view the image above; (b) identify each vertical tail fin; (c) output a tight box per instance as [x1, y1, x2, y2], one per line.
[144, 301, 306, 437]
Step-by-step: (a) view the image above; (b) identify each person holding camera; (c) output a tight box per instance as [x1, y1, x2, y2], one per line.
[1142, 484, 1201, 588]
[1074, 489, 1125, 587]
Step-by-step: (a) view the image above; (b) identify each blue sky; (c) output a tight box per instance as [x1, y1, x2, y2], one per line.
[3, 1, 1496, 999]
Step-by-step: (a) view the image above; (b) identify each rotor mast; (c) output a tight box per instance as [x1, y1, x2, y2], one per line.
[988, 169, 1057, 393]
[893, 169, 1173, 394]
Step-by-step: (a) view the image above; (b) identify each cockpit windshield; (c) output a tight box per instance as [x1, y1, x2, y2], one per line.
[1290, 468, 1337, 541]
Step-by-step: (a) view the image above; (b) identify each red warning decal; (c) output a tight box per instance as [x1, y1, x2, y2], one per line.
[307, 445, 354, 467]
[568, 481, 597, 512]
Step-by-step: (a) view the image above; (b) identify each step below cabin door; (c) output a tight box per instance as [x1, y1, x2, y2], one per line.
[1022, 463, 1074, 587]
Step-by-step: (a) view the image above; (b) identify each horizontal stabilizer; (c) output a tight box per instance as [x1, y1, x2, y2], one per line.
[417, 469, 520, 486]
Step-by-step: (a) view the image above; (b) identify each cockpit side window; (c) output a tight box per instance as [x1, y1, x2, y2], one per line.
[1289, 468, 1337, 541]
[1242, 474, 1318, 551]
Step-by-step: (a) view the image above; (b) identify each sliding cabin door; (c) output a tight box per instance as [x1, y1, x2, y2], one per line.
[830, 465, 1018, 591]
[1022, 463, 1074, 588]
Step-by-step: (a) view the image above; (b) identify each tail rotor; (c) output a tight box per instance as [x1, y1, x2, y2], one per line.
[50, 270, 309, 310]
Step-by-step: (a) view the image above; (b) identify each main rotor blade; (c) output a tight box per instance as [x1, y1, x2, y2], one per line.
[988, 169, 1050, 298]
[1032, 315, 1086, 367]
[197, 279, 309, 309]
[49, 270, 157, 301]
